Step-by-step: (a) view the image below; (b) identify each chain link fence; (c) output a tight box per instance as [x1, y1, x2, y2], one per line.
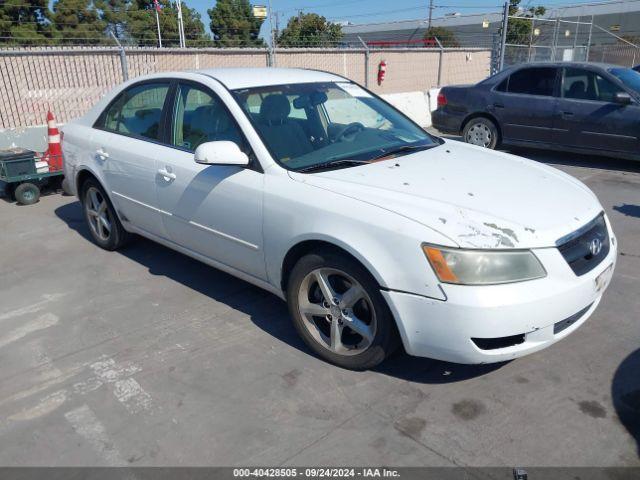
[0, 45, 491, 129]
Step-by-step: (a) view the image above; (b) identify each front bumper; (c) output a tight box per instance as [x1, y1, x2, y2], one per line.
[382, 233, 617, 364]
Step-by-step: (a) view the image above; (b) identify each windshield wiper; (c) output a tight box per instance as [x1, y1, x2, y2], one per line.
[368, 143, 436, 161]
[296, 143, 437, 173]
[297, 159, 372, 173]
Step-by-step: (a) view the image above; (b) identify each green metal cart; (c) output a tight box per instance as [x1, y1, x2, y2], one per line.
[0, 148, 64, 205]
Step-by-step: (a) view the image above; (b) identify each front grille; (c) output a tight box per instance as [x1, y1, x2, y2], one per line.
[557, 213, 609, 276]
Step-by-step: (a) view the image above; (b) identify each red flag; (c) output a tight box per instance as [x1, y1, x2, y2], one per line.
[153, 0, 161, 12]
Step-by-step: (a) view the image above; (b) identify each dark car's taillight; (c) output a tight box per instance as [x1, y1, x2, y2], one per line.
[437, 91, 447, 108]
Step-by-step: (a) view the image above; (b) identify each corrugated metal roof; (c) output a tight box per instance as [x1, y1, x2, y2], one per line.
[343, 0, 640, 34]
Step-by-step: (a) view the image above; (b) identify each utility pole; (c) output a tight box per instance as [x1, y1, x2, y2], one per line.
[498, 1, 509, 71]
[153, 0, 162, 48]
[268, 0, 275, 66]
[428, 0, 434, 30]
[176, 0, 186, 48]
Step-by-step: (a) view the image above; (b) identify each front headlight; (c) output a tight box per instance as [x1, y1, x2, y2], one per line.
[422, 244, 546, 285]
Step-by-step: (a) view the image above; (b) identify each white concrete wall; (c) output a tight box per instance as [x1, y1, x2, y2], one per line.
[381, 88, 442, 128]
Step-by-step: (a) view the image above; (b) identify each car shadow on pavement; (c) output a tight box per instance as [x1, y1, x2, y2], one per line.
[503, 146, 640, 174]
[612, 348, 640, 457]
[55, 200, 506, 384]
[613, 204, 640, 219]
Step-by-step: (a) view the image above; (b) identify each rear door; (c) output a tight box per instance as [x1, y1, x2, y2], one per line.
[490, 66, 559, 144]
[92, 81, 172, 237]
[554, 67, 639, 155]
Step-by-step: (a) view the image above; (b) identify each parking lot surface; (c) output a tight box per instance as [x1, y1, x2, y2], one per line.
[0, 142, 639, 467]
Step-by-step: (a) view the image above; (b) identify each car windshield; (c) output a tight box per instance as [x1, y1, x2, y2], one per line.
[232, 82, 439, 171]
[609, 67, 640, 93]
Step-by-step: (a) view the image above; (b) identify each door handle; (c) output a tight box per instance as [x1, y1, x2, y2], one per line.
[96, 148, 109, 159]
[561, 111, 574, 117]
[158, 168, 176, 181]
[493, 103, 505, 109]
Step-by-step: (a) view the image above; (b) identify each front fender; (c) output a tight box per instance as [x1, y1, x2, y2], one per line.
[263, 175, 450, 300]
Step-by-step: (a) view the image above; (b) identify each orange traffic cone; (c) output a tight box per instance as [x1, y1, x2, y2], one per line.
[45, 111, 63, 171]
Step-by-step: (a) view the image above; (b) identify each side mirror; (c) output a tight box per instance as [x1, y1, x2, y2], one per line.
[613, 92, 632, 106]
[194, 141, 249, 166]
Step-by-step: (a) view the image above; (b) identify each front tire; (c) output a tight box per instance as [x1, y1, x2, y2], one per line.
[463, 117, 499, 149]
[80, 178, 129, 250]
[287, 249, 399, 370]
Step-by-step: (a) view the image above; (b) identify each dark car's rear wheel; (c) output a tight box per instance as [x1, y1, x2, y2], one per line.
[287, 249, 399, 370]
[463, 117, 499, 149]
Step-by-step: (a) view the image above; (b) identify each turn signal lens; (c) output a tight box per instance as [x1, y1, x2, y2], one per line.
[422, 244, 546, 285]
[423, 246, 459, 283]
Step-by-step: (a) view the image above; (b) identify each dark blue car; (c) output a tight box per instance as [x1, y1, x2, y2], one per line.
[432, 62, 640, 161]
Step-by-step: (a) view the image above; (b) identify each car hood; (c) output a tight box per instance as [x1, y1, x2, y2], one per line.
[289, 141, 602, 249]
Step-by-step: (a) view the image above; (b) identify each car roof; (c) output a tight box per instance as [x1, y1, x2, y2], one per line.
[193, 67, 347, 89]
[509, 61, 623, 71]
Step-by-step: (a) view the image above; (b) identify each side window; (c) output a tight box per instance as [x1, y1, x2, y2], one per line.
[507, 67, 557, 96]
[562, 68, 593, 100]
[172, 83, 244, 151]
[562, 68, 624, 102]
[595, 74, 623, 102]
[287, 95, 308, 120]
[100, 83, 169, 140]
[495, 77, 508, 92]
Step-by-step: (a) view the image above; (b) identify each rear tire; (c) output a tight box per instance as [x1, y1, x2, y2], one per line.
[286, 249, 399, 370]
[463, 117, 499, 149]
[14, 182, 40, 205]
[80, 178, 129, 250]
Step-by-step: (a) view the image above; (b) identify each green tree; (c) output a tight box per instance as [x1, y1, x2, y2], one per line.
[98, 0, 129, 42]
[0, 0, 53, 45]
[51, 0, 107, 45]
[277, 12, 342, 47]
[423, 26, 458, 48]
[207, 0, 264, 47]
[119, 0, 209, 47]
[506, 0, 546, 45]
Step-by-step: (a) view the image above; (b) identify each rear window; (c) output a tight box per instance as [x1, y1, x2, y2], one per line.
[506, 67, 558, 96]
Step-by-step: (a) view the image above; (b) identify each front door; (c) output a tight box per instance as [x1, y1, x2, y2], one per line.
[554, 67, 639, 155]
[93, 81, 172, 237]
[155, 81, 266, 279]
[491, 66, 559, 144]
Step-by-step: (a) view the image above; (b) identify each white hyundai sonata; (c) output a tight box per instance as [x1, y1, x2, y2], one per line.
[62, 68, 616, 370]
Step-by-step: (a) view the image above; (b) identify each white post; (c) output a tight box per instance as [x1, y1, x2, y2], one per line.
[155, 8, 163, 48]
[177, 0, 185, 48]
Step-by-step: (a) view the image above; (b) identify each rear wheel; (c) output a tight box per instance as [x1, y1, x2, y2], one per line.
[81, 178, 129, 250]
[287, 249, 399, 370]
[463, 117, 499, 149]
[14, 182, 40, 205]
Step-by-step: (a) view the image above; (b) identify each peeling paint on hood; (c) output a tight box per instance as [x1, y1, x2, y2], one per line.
[289, 140, 603, 249]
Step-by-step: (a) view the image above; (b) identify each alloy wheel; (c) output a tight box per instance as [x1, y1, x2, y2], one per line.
[466, 122, 492, 147]
[297, 268, 377, 356]
[85, 186, 112, 242]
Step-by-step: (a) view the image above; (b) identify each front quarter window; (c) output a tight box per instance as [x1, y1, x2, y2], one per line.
[232, 82, 437, 171]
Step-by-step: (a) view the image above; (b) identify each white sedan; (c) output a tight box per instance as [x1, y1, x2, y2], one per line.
[62, 68, 616, 369]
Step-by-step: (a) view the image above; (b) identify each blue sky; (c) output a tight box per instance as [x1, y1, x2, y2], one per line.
[189, 0, 589, 39]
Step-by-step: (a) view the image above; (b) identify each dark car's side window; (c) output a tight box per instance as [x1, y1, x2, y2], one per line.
[172, 83, 244, 152]
[562, 68, 624, 103]
[99, 83, 170, 141]
[506, 67, 557, 96]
